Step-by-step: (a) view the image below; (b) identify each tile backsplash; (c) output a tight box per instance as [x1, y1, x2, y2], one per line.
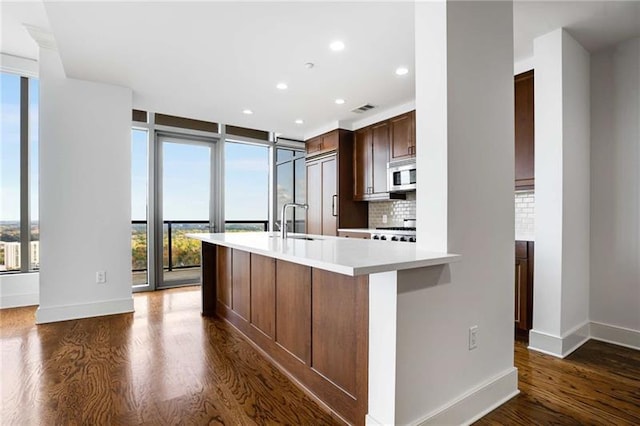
[368, 192, 416, 228]
[368, 191, 534, 235]
[515, 190, 535, 238]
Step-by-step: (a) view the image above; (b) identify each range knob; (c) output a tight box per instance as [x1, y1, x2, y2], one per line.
[380, 236, 387, 241]
[391, 236, 398, 241]
[409, 237, 416, 243]
[400, 236, 407, 242]
[372, 235, 380, 240]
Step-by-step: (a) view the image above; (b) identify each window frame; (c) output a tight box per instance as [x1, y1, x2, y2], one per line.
[0, 72, 37, 275]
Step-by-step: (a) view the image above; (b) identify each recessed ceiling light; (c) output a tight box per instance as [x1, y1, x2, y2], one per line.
[335, 99, 345, 105]
[295, 119, 304, 125]
[276, 82, 288, 90]
[330, 40, 345, 51]
[242, 109, 253, 115]
[395, 67, 409, 76]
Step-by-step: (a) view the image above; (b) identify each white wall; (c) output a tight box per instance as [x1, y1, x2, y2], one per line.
[0, 273, 39, 308]
[401, 2, 517, 424]
[531, 29, 591, 357]
[590, 37, 640, 342]
[36, 47, 133, 323]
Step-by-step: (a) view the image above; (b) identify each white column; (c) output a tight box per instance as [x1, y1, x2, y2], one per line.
[37, 45, 134, 323]
[589, 37, 640, 348]
[530, 29, 591, 357]
[404, 1, 517, 424]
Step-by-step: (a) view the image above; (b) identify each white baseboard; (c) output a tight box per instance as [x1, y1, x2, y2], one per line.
[0, 292, 39, 309]
[365, 414, 386, 426]
[36, 297, 134, 324]
[415, 367, 519, 426]
[529, 321, 590, 358]
[590, 321, 640, 351]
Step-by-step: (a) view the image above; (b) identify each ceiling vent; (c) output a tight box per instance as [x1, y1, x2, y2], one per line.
[352, 104, 375, 113]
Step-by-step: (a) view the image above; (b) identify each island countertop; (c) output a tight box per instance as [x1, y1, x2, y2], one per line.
[188, 232, 460, 276]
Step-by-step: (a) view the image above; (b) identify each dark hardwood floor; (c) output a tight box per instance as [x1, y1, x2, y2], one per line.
[2, 287, 639, 425]
[0, 286, 341, 425]
[475, 338, 640, 425]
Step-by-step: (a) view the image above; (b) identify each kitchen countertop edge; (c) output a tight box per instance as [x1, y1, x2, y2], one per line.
[187, 232, 460, 276]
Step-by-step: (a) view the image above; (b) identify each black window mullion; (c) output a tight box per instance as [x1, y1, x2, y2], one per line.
[19, 77, 30, 273]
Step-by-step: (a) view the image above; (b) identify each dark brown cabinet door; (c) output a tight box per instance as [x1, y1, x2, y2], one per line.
[515, 71, 534, 189]
[321, 131, 339, 152]
[216, 245, 232, 308]
[250, 253, 276, 339]
[390, 111, 415, 160]
[371, 122, 390, 195]
[305, 136, 322, 156]
[515, 241, 534, 333]
[306, 160, 322, 235]
[353, 128, 371, 201]
[232, 249, 251, 320]
[306, 130, 339, 158]
[306, 155, 337, 236]
[514, 257, 529, 332]
[321, 157, 338, 236]
[275, 260, 311, 364]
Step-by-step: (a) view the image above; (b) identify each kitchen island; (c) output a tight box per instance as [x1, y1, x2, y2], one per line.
[188, 232, 459, 425]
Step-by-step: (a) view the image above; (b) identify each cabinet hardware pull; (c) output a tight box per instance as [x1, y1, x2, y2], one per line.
[515, 264, 521, 323]
[332, 195, 338, 217]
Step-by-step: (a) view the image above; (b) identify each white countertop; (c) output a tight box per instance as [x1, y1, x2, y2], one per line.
[337, 228, 376, 233]
[515, 234, 535, 242]
[187, 232, 460, 276]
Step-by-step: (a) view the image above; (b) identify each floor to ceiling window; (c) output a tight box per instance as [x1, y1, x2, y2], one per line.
[131, 128, 149, 286]
[224, 141, 270, 232]
[0, 72, 38, 274]
[275, 147, 306, 233]
[159, 134, 215, 287]
[129, 115, 278, 291]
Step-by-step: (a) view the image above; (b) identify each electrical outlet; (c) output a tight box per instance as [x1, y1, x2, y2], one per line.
[382, 214, 388, 224]
[96, 271, 107, 284]
[469, 325, 478, 350]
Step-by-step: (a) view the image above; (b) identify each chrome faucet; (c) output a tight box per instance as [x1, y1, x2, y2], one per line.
[280, 203, 309, 239]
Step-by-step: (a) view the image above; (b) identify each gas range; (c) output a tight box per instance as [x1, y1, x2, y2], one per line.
[372, 226, 417, 243]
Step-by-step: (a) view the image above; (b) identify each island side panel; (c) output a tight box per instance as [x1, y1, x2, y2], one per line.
[217, 245, 233, 308]
[275, 260, 312, 365]
[312, 269, 358, 396]
[250, 254, 276, 338]
[201, 242, 217, 316]
[312, 269, 369, 422]
[232, 249, 251, 321]
[206, 245, 369, 425]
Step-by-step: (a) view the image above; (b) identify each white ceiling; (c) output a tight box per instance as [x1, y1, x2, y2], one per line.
[2, 1, 639, 140]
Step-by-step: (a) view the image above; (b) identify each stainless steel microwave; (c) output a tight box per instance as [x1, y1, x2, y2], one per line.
[388, 159, 416, 192]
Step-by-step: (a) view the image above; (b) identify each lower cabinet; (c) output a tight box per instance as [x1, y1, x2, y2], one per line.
[202, 243, 368, 425]
[515, 241, 534, 333]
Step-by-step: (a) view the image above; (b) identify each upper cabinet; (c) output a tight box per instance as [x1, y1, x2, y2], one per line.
[515, 71, 534, 189]
[353, 110, 414, 201]
[390, 110, 416, 160]
[305, 129, 368, 235]
[354, 123, 392, 201]
[306, 130, 339, 159]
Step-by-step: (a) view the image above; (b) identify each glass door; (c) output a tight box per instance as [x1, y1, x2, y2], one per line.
[156, 134, 217, 288]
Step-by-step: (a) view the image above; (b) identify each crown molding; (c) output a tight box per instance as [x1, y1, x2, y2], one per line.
[0, 53, 38, 78]
[24, 24, 57, 51]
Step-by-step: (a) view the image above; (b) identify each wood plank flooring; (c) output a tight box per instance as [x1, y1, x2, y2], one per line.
[475, 338, 640, 425]
[0, 286, 341, 425]
[2, 287, 639, 425]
